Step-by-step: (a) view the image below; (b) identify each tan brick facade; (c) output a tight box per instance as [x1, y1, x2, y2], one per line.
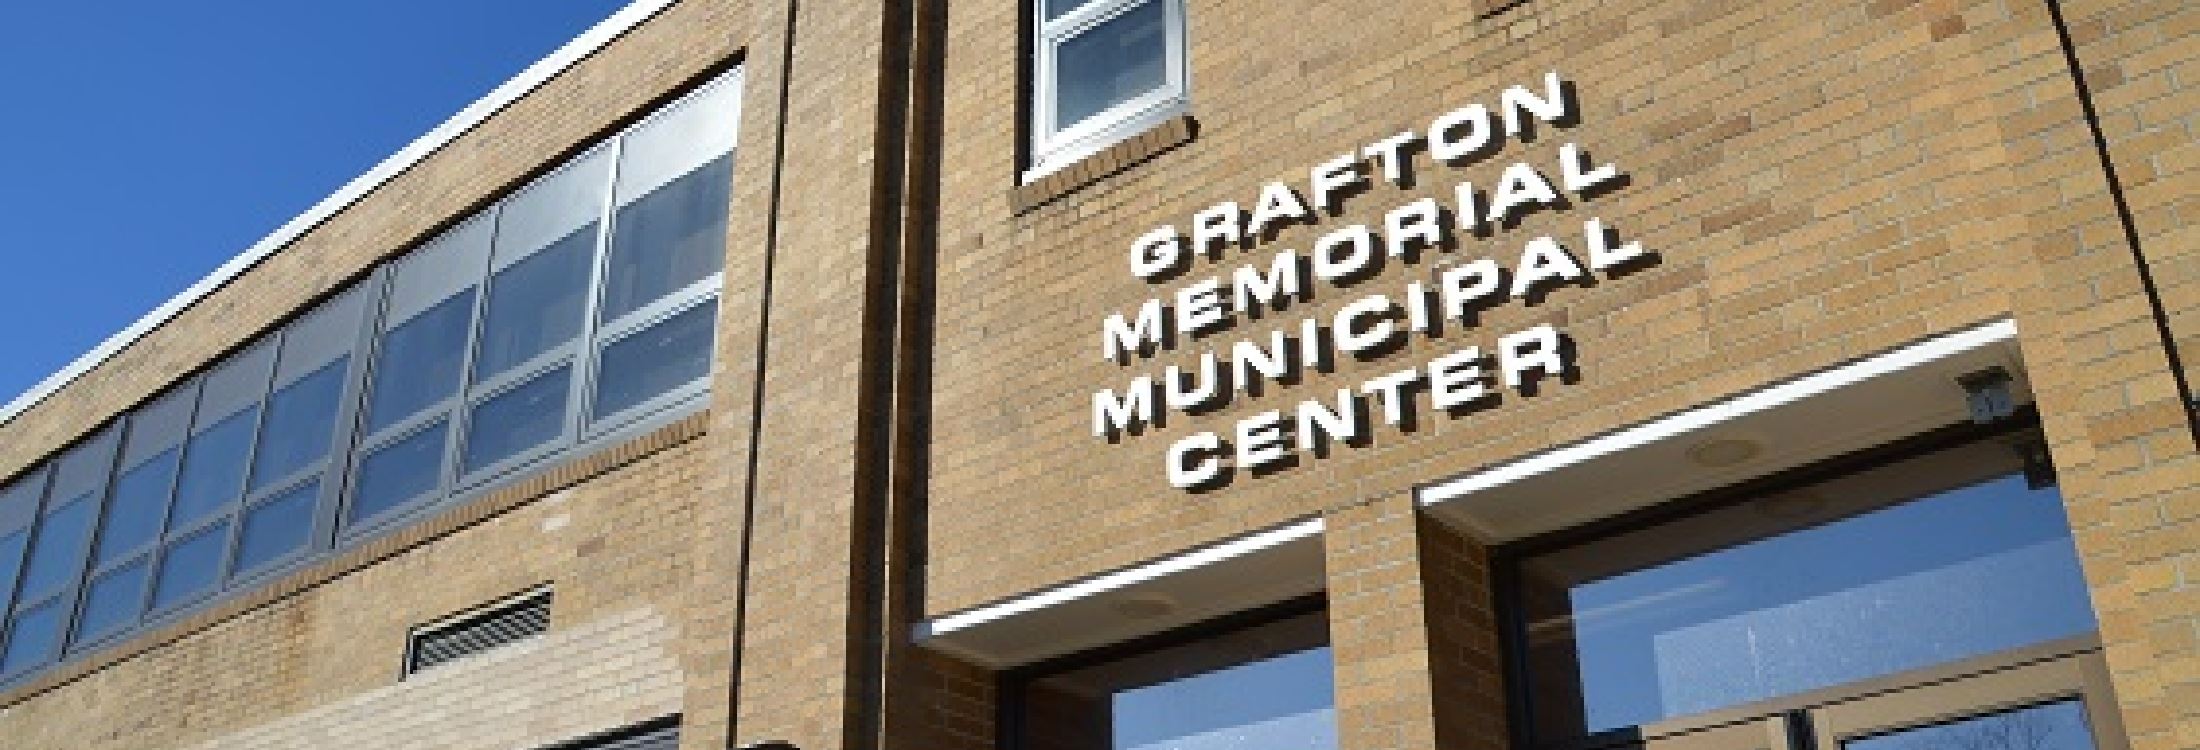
[0, 0, 2194, 749]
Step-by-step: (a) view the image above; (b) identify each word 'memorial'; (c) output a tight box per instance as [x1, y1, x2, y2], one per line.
[1087, 72, 1657, 490]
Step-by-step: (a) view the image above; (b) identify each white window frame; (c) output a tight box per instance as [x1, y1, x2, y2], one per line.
[1027, 0, 1189, 182]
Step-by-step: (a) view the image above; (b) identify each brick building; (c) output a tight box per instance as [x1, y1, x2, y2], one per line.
[1, 0, 2196, 749]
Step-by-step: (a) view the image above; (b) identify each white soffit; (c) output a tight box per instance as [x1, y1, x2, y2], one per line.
[0, 0, 680, 427]
[914, 517, 1326, 669]
[1418, 319, 2028, 543]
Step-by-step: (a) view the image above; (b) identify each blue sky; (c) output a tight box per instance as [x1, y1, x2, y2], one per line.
[0, 0, 633, 405]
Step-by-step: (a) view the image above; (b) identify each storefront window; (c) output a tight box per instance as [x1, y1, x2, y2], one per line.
[1515, 434, 2099, 741]
[1015, 608, 1336, 750]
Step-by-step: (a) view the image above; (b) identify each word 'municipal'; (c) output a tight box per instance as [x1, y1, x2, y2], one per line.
[1086, 70, 1655, 490]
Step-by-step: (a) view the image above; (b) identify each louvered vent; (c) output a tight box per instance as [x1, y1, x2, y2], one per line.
[407, 587, 552, 675]
[597, 726, 679, 750]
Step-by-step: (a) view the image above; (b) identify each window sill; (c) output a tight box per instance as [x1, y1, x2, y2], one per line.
[1012, 114, 1197, 215]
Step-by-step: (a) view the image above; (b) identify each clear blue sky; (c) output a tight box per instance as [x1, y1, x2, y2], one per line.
[0, 0, 634, 405]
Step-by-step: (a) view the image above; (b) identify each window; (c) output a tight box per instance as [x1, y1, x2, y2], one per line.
[3, 430, 117, 676]
[1509, 429, 2109, 748]
[0, 67, 741, 689]
[72, 386, 196, 645]
[348, 212, 494, 528]
[149, 342, 274, 613]
[1010, 605, 1337, 750]
[588, 72, 736, 430]
[1030, 0, 1187, 178]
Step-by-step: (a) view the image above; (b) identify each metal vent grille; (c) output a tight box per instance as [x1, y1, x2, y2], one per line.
[407, 587, 551, 675]
[598, 726, 679, 750]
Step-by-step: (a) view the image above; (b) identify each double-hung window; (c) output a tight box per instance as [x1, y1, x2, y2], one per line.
[1030, 0, 1187, 178]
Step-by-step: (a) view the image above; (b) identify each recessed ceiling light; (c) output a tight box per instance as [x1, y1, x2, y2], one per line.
[1110, 593, 1178, 620]
[1687, 437, 1763, 468]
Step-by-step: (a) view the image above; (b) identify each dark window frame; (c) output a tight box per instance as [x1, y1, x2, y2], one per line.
[1489, 412, 2101, 750]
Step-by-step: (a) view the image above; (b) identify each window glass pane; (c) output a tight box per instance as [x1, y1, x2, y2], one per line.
[233, 482, 318, 576]
[614, 76, 739, 208]
[17, 499, 95, 604]
[1053, 0, 1168, 131]
[464, 365, 572, 473]
[1043, 0, 1091, 21]
[121, 386, 196, 469]
[1022, 611, 1337, 750]
[350, 419, 450, 526]
[1846, 700, 2095, 750]
[94, 450, 178, 564]
[1, 602, 63, 676]
[602, 155, 731, 321]
[0, 531, 25, 612]
[1520, 439, 2100, 738]
[384, 212, 493, 325]
[367, 290, 475, 432]
[473, 231, 594, 381]
[272, 286, 367, 387]
[595, 302, 716, 419]
[249, 358, 348, 491]
[151, 522, 228, 612]
[493, 149, 609, 271]
[73, 560, 148, 642]
[196, 341, 275, 431]
[169, 406, 258, 530]
[48, 429, 119, 508]
[0, 471, 42, 535]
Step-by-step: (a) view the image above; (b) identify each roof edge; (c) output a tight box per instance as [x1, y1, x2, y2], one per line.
[0, 0, 680, 427]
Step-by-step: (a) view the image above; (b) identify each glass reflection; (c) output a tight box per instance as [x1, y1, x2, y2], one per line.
[151, 522, 228, 612]
[603, 156, 731, 322]
[1053, 0, 1167, 131]
[367, 290, 475, 433]
[1847, 700, 2096, 750]
[96, 450, 178, 563]
[233, 482, 317, 576]
[1021, 611, 1337, 750]
[249, 359, 349, 491]
[1, 602, 62, 675]
[350, 420, 450, 525]
[464, 366, 572, 473]
[169, 407, 257, 529]
[17, 499, 95, 604]
[0, 531, 24, 610]
[74, 561, 149, 641]
[1521, 439, 2099, 738]
[474, 230, 594, 381]
[1044, 0, 1089, 21]
[594, 303, 715, 419]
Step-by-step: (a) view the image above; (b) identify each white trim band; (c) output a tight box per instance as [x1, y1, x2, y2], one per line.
[0, 0, 680, 426]
[915, 516, 1324, 640]
[1417, 317, 2022, 507]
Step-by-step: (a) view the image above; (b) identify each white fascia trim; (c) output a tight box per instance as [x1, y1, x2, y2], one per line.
[914, 516, 1325, 640]
[1417, 318, 2022, 506]
[0, 0, 680, 427]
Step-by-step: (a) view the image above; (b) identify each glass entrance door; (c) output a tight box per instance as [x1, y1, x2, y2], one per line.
[1562, 639, 2125, 750]
[1810, 640, 2126, 750]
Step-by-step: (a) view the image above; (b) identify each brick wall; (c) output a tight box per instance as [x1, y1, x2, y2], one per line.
[0, 1, 2193, 749]
[920, 0, 2198, 746]
[0, 436, 711, 750]
[2013, 1, 2200, 748]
